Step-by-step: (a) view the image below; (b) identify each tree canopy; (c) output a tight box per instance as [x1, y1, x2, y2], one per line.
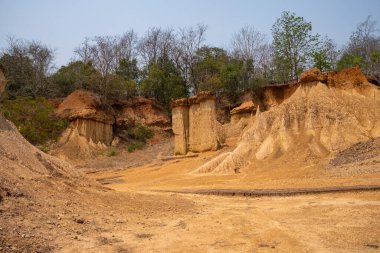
[272, 11, 320, 81]
[1, 14, 379, 110]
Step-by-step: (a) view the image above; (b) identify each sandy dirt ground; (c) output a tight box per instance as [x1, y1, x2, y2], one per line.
[54, 191, 380, 253]
[71, 139, 380, 253]
[2, 132, 380, 253]
[89, 140, 380, 192]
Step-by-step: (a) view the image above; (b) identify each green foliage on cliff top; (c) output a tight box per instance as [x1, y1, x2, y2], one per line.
[0, 96, 68, 146]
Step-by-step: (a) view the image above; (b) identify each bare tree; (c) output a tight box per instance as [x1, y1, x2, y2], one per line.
[74, 37, 92, 64]
[177, 24, 207, 93]
[231, 25, 271, 75]
[137, 27, 177, 67]
[346, 16, 380, 75]
[74, 30, 138, 97]
[349, 16, 379, 59]
[118, 30, 138, 63]
[1, 36, 55, 96]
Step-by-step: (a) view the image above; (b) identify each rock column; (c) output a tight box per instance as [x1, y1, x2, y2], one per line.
[196, 94, 218, 152]
[172, 92, 218, 154]
[171, 99, 189, 155]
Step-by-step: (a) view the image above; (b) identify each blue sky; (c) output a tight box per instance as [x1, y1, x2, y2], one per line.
[1, 0, 379, 68]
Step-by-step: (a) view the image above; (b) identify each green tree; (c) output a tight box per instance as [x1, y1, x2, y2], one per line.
[0, 96, 67, 146]
[114, 58, 139, 97]
[337, 53, 363, 70]
[220, 59, 244, 102]
[51, 61, 101, 97]
[141, 57, 187, 109]
[106, 74, 137, 100]
[313, 51, 331, 71]
[193, 47, 228, 93]
[0, 53, 36, 97]
[0, 37, 55, 97]
[272, 11, 320, 81]
[116, 58, 139, 81]
[312, 37, 340, 71]
[338, 16, 380, 75]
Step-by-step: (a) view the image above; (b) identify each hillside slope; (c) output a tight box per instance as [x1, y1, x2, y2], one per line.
[196, 67, 380, 174]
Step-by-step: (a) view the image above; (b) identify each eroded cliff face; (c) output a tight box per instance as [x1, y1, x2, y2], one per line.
[114, 96, 170, 128]
[230, 100, 256, 125]
[51, 90, 172, 161]
[52, 90, 114, 162]
[172, 92, 221, 155]
[196, 67, 380, 174]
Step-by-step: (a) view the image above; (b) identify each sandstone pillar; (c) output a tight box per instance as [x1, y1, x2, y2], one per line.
[188, 96, 201, 152]
[171, 99, 189, 155]
[171, 92, 219, 155]
[197, 94, 218, 152]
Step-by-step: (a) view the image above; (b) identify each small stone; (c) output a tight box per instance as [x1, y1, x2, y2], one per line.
[116, 219, 124, 223]
[74, 217, 85, 224]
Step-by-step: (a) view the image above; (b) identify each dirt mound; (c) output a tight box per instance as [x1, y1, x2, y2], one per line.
[0, 115, 84, 187]
[196, 68, 380, 174]
[0, 114, 93, 251]
[0, 113, 196, 252]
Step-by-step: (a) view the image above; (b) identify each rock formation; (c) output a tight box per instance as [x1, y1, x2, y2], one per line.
[114, 96, 170, 128]
[171, 98, 189, 155]
[259, 82, 299, 110]
[172, 92, 220, 155]
[196, 67, 380, 174]
[230, 100, 256, 124]
[52, 90, 114, 161]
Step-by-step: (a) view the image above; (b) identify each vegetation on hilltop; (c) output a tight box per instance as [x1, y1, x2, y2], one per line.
[0, 12, 379, 114]
[0, 96, 68, 148]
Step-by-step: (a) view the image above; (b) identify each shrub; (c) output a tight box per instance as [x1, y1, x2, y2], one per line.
[127, 125, 154, 143]
[106, 147, 117, 156]
[127, 142, 145, 153]
[0, 96, 68, 146]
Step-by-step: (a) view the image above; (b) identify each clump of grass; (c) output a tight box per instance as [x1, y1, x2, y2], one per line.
[127, 142, 144, 153]
[127, 125, 154, 143]
[125, 125, 154, 153]
[107, 147, 117, 156]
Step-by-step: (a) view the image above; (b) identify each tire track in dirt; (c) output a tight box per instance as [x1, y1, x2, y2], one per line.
[156, 184, 380, 197]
